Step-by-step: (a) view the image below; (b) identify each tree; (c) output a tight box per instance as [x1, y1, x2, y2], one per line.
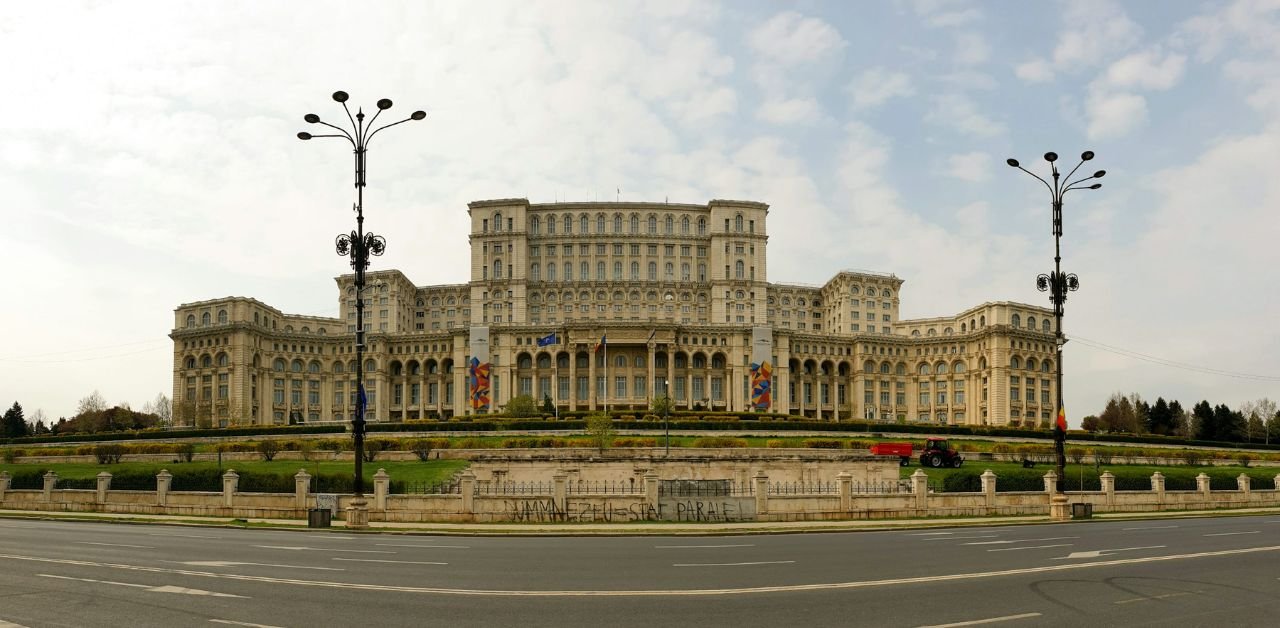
[142, 393, 172, 427]
[651, 395, 674, 417]
[2, 401, 29, 438]
[1193, 400, 1215, 441]
[1269, 410, 1280, 445]
[1080, 415, 1101, 432]
[1170, 400, 1193, 439]
[1215, 404, 1245, 443]
[1147, 397, 1173, 435]
[541, 394, 555, 415]
[1246, 411, 1265, 443]
[584, 412, 615, 454]
[1242, 398, 1277, 445]
[77, 390, 107, 416]
[1098, 396, 1121, 432]
[506, 394, 538, 418]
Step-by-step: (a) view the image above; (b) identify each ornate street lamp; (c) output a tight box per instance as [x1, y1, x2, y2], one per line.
[1006, 151, 1105, 496]
[297, 91, 425, 524]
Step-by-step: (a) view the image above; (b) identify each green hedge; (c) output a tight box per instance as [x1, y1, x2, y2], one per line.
[940, 468, 1280, 493]
[3, 467, 384, 494]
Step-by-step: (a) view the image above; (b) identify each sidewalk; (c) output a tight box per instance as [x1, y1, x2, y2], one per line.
[4, 506, 1279, 536]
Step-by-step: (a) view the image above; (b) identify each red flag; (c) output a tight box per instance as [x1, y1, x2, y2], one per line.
[1056, 404, 1068, 432]
[593, 334, 606, 353]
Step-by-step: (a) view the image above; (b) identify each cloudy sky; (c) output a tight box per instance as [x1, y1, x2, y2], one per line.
[2, 0, 1278, 424]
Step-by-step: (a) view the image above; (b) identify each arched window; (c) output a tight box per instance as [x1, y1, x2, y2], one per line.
[309, 360, 321, 373]
[217, 309, 227, 324]
[980, 315, 986, 326]
[558, 214, 569, 234]
[882, 289, 892, 298]
[712, 355, 725, 369]
[681, 263, 690, 280]
[648, 262, 657, 280]
[201, 355, 213, 368]
[681, 216, 690, 234]
[735, 214, 743, 231]
[1011, 313, 1021, 328]
[1027, 316, 1036, 330]
[896, 363, 907, 375]
[614, 214, 623, 233]
[880, 362, 890, 374]
[953, 362, 966, 373]
[217, 353, 229, 367]
[531, 263, 540, 281]
[186, 314, 195, 328]
[597, 262, 606, 280]
[630, 214, 639, 233]
[1011, 356, 1021, 369]
[538, 354, 552, 369]
[615, 355, 627, 368]
[518, 355, 532, 369]
[291, 359, 303, 372]
[547, 263, 557, 282]
[630, 262, 639, 280]
[936, 363, 948, 375]
[563, 262, 572, 281]
[911, 330, 921, 337]
[530, 216, 540, 233]
[185, 356, 196, 369]
[647, 215, 657, 234]
[201, 312, 211, 325]
[1026, 358, 1037, 371]
[1042, 319, 1051, 332]
[919, 363, 931, 375]
[665, 262, 673, 279]
[274, 358, 286, 372]
[734, 260, 744, 279]
[1041, 359, 1052, 373]
[697, 218, 706, 235]
[365, 359, 377, 372]
[580, 214, 589, 233]
[597, 214, 605, 233]
[493, 260, 503, 279]
[547, 214, 556, 233]
[664, 216, 673, 234]
[613, 261, 622, 280]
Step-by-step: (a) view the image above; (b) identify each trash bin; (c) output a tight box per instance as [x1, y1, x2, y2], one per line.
[1071, 502, 1093, 519]
[308, 508, 332, 528]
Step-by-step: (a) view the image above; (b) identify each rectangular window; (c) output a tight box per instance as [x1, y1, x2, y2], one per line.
[410, 383, 421, 405]
[428, 382, 438, 404]
[674, 377, 686, 400]
[539, 376, 551, 399]
[559, 376, 570, 401]
[634, 376, 646, 399]
[615, 376, 626, 398]
[577, 376, 589, 401]
[519, 377, 532, 396]
[711, 377, 723, 402]
[393, 384, 403, 405]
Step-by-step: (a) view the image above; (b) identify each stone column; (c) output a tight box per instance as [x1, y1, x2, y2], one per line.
[373, 469, 390, 511]
[588, 345, 597, 411]
[1196, 472, 1211, 501]
[222, 470, 238, 508]
[1151, 472, 1165, 502]
[94, 473, 111, 503]
[833, 375, 840, 422]
[911, 469, 929, 510]
[980, 469, 997, 508]
[568, 346, 578, 412]
[1237, 473, 1251, 494]
[666, 355, 675, 411]
[753, 470, 769, 516]
[0, 471, 9, 501]
[1042, 470, 1058, 494]
[1100, 471, 1115, 506]
[553, 473, 567, 516]
[460, 471, 476, 516]
[837, 471, 852, 512]
[294, 469, 311, 508]
[1274, 474, 1280, 491]
[644, 472, 659, 515]
[43, 471, 58, 502]
[156, 470, 172, 506]
[647, 341, 656, 411]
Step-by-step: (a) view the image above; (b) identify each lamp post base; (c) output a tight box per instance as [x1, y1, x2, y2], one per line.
[345, 497, 370, 529]
[1049, 493, 1070, 521]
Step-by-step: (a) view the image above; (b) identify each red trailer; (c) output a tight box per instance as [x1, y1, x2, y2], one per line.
[869, 442, 914, 466]
[870, 438, 964, 468]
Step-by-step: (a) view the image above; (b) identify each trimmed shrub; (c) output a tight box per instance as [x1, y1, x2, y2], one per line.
[690, 437, 748, 448]
[176, 443, 195, 462]
[804, 439, 845, 449]
[93, 444, 126, 464]
[765, 439, 788, 448]
[256, 440, 280, 461]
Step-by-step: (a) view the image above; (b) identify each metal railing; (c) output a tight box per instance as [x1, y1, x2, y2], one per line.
[566, 480, 644, 495]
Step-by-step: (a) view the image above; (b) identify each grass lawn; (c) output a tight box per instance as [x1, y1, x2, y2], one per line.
[0, 459, 469, 485]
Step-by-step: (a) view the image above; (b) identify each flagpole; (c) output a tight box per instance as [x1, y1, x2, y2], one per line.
[603, 337, 608, 414]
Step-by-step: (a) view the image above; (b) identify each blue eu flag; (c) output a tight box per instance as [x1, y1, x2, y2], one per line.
[536, 332, 558, 347]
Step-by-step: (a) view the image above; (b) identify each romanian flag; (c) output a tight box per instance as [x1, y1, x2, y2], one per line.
[594, 334, 606, 353]
[1056, 404, 1068, 432]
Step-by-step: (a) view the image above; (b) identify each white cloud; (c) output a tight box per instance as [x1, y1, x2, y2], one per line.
[1015, 57, 1054, 82]
[906, 0, 983, 28]
[747, 11, 846, 66]
[942, 152, 991, 182]
[848, 67, 915, 109]
[927, 93, 1005, 137]
[953, 32, 990, 65]
[1085, 91, 1148, 139]
[1100, 49, 1186, 90]
[1012, 0, 1143, 83]
[756, 97, 822, 125]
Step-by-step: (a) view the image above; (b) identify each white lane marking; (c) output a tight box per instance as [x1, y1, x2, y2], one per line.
[965, 537, 1077, 546]
[376, 543, 470, 549]
[916, 612, 1042, 627]
[673, 561, 795, 567]
[654, 544, 756, 549]
[76, 542, 154, 549]
[1115, 591, 1198, 605]
[1053, 546, 1166, 560]
[176, 560, 344, 571]
[908, 532, 954, 536]
[305, 536, 357, 540]
[1122, 525, 1178, 531]
[210, 620, 284, 628]
[147, 533, 221, 539]
[1204, 531, 1260, 537]
[253, 545, 393, 554]
[923, 535, 998, 541]
[0, 620, 32, 627]
[38, 574, 246, 598]
[987, 544, 1073, 553]
[5, 545, 1280, 597]
[332, 558, 448, 565]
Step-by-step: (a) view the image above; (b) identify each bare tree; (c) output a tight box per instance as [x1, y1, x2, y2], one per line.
[77, 390, 107, 416]
[148, 393, 173, 426]
[1251, 398, 1277, 445]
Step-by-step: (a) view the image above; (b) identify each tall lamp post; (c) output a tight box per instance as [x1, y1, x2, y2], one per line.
[662, 378, 671, 456]
[1006, 151, 1105, 496]
[297, 91, 425, 523]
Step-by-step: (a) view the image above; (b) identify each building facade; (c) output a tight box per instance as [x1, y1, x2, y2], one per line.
[170, 198, 1058, 429]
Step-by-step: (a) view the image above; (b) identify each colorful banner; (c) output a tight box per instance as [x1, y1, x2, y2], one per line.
[750, 360, 772, 410]
[469, 357, 491, 410]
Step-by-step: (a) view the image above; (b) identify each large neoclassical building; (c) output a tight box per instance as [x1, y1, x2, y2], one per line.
[171, 198, 1058, 429]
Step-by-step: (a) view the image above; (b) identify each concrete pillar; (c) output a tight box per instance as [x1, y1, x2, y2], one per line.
[911, 469, 929, 510]
[753, 470, 769, 516]
[0, 471, 9, 501]
[1196, 472, 1211, 500]
[43, 471, 58, 502]
[294, 469, 311, 508]
[94, 470, 111, 506]
[980, 469, 997, 508]
[1100, 471, 1115, 506]
[156, 470, 172, 506]
[837, 471, 852, 511]
[644, 472, 659, 514]
[1042, 470, 1058, 494]
[373, 469, 390, 511]
[1237, 473, 1251, 494]
[1151, 472, 1165, 502]
[460, 471, 476, 515]
[553, 473, 567, 514]
[1274, 474, 1280, 491]
[222, 470, 239, 508]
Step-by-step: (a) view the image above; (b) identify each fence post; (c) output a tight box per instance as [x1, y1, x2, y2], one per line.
[837, 471, 852, 512]
[1196, 472, 1211, 501]
[1274, 474, 1280, 491]
[553, 473, 567, 517]
[980, 469, 997, 509]
[95, 472, 112, 504]
[156, 470, 172, 506]
[373, 469, 390, 511]
[460, 471, 476, 516]
[222, 470, 239, 508]
[911, 469, 929, 510]
[1151, 472, 1165, 502]
[0, 471, 10, 501]
[1042, 470, 1058, 494]
[1100, 471, 1115, 506]
[753, 470, 769, 517]
[43, 471, 58, 502]
[644, 472, 659, 515]
[294, 469, 311, 509]
[1237, 473, 1250, 494]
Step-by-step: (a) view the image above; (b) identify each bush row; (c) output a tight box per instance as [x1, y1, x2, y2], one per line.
[4, 467, 388, 493]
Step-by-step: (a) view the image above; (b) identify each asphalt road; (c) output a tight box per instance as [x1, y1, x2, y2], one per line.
[2, 515, 1279, 627]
